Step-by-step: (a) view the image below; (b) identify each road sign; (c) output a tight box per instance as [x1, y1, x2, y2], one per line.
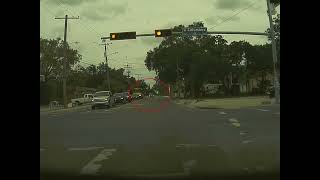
[182, 27, 207, 36]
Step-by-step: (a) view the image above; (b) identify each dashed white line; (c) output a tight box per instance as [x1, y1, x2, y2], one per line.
[80, 148, 117, 175]
[68, 147, 104, 151]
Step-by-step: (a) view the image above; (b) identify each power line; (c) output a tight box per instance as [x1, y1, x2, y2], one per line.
[208, 1, 257, 30]
[54, 0, 102, 37]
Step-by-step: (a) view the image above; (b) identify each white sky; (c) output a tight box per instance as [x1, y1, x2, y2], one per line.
[40, 0, 280, 84]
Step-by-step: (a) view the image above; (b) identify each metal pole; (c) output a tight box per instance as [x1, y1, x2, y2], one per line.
[63, 15, 68, 108]
[267, 0, 280, 104]
[104, 44, 111, 91]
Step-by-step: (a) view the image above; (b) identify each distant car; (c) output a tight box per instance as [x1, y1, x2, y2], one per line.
[91, 91, 114, 110]
[113, 93, 127, 104]
[132, 92, 143, 100]
[122, 92, 132, 102]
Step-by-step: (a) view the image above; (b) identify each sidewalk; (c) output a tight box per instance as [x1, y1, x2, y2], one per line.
[174, 96, 276, 109]
[40, 104, 92, 114]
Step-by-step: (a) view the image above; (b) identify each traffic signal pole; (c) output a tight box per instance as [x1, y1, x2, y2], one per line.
[267, 0, 280, 104]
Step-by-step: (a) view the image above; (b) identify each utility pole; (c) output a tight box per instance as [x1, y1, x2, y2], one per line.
[100, 42, 112, 91]
[176, 59, 180, 98]
[266, 0, 280, 104]
[55, 15, 79, 108]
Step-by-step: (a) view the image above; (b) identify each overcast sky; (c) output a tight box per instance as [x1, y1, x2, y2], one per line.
[40, 0, 280, 83]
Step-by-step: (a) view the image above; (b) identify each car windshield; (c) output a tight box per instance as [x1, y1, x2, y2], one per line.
[94, 92, 110, 97]
[41, 0, 280, 179]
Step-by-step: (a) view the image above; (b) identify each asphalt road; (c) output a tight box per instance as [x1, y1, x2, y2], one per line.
[40, 96, 280, 179]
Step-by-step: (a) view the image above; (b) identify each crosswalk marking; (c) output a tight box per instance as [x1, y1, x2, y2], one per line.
[80, 148, 116, 175]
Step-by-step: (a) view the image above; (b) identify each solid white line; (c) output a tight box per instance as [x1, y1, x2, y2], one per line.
[80, 148, 116, 175]
[68, 147, 104, 151]
[254, 108, 270, 112]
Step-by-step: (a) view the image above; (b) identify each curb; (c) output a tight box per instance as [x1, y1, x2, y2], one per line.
[40, 104, 92, 114]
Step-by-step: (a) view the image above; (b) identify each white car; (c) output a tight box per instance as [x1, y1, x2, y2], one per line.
[71, 94, 94, 106]
[91, 91, 115, 109]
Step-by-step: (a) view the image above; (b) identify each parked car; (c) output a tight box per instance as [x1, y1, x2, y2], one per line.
[71, 94, 94, 106]
[122, 92, 132, 102]
[113, 93, 125, 104]
[114, 92, 132, 104]
[91, 91, 114, 110]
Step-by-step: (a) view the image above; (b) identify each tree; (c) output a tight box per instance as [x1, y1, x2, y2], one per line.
[266, 14, 280, 70]
[40, 38, 81, 82]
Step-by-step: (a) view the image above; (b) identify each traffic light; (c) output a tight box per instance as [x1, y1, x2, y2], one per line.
[110, 31, 136, 40]
[155, 29, 172, 37]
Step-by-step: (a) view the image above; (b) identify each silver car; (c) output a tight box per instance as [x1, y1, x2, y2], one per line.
[91, 91, 114, 109]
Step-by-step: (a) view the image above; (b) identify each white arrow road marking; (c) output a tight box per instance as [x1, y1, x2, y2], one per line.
[228, 118, 238, 123]
[231, 122, 241, 127]
[254, 108, 270, 112]
[68, 147, 104, 151]
[80, 148, 116, 175]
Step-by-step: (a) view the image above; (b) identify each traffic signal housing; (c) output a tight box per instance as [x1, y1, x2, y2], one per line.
[155, 29, 172, 37]
[110, 31, 136, 40]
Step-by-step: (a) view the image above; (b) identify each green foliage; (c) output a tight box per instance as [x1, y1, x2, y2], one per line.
[145, 21, 275, 98]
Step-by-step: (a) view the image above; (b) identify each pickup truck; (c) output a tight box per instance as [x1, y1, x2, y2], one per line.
[71, 94, 94, 106]
[91, 91, 115, 110]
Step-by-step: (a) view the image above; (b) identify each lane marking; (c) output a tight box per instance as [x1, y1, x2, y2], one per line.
[231, 122, 241, 127]
[254, 108, 270, 112]
[68, 147, 104, 151]
[242, 140, 254, 144]
[219, 112, 227, 115]
[40, 148, 45, 152]
[176, 144, 201, 148]
[228, 118, 239, 123]
[240, 131, 248, 135]
[80, 148, 116, 175]
[183, 160, 197, 174]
